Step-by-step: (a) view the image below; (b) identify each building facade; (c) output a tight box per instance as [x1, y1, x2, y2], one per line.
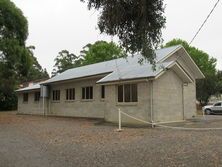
[16, 45, 204, 124]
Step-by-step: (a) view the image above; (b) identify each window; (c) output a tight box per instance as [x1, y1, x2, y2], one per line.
[66, 88, 75, 100]
[23, 93, 28, 102]
[52, 90, 60, 101]
[101, 85, 105, 99]
[118, 85, 123, 102]
[118, 84, 138, 103]
[214, 103, 221, 106]
[34, 92, 40, 101]
[82, 86, 93, 100]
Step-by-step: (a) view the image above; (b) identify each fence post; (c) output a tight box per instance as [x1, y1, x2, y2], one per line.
[117, 108, 122, 132]
[151, 120, 154, 128]
[202, 109, 206, 120]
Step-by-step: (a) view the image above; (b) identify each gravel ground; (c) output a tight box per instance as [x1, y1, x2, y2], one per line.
[1, 112, 222, 167]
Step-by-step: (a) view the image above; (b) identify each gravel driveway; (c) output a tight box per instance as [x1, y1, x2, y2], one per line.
[1, 112, 222, 167]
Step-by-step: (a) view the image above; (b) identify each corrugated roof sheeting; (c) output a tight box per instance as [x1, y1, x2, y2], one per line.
[43, 45, 182, 84]
[16, 45, 182, 92]
[97, 61, 174, 84]
[16, 83, 40, 92]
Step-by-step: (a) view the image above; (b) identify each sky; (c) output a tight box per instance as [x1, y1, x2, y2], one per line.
[12, 0, 222, 75]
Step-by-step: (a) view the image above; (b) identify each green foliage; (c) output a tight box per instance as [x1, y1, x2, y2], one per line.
[80, 41, 126, 65]
[164, 39, 217, 76]
[216, 71, 222, 94]
[52, 41, 125, 76]
[0, 0, 48, 110]
[81, 0, 166, 64]
[0, 0, 28, 45]
[0, 0, 30, 110]
[26, 46, 49, 81]
[52, 50, 82, 76]
[196, 75, 218, 104]
[164, 39, 219, 105]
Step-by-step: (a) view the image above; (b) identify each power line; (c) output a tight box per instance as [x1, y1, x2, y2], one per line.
[189, 0, 221, 45]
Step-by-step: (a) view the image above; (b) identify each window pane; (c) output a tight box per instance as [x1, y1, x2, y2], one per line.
[118, 85, 123, 102]
[82, 88, 85, 99]
[214, 103, 221, 106]
[66, 89, 68, 100]
[55, 90, 60, 101]
[59, 90, 60, 100]
[86, 87, 90, 99]
[70, 89, 72, 100]
[35, 92, 40, 101]
[132, 84, 138, 102]
[72, 88, 75, 100]
[101, 85, 105, 99]
[23, 93, 28, 102]
[90, 87, 93, 99]
[54, 91, 56, 100]
[124, 84, 131, 102]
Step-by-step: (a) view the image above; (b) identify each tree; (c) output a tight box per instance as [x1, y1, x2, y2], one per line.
[0, 0, 28, 45]
[164, 39, 218, 105]
[0, 0, 30, 82]
[52, 41, 125, 76]
[80, 41, 126, 65]
[81, 0, 166, 64]
[216, 71, 222, 95]
[27, 58, 49, 81]
[26, 46, 49, 81]
[0, 39, 32, 110]
[0, 0, 48, 110]
[52, 50, 82, 76]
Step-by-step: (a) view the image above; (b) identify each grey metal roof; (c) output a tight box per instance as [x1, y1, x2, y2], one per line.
[16, 83, 40, 92]
[43, 45, 182, 85]
[16, 45, 182, 92]
[155, 45, 181, 61]
[97, 61, 174, 84]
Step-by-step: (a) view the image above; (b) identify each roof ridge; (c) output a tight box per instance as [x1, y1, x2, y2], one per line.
[63, 45, 182, 73]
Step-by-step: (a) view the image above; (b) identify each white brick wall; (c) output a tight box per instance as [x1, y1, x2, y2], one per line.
[153, 70, 184, 122]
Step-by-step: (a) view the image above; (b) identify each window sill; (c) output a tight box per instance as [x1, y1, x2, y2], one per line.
[81, 99, 94, 102]
[116, 102, 138, 106]
[100, 99, 105, 102]
[23, 102, 28, 104]
[65, 100, 76, 103]
[51, 101, 60, 103]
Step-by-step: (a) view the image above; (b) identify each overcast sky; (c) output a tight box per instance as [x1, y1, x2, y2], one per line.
[12, 0, 222, 75]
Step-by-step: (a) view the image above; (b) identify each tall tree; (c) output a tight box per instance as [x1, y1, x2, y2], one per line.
[0, 0, 28, 44]
[26, 46, 49, 81]
[80, 41, 126, 65]
[81, 0, 166, 64]
[52, 41, 125, 76]
[164, 39, 218, 105]
[0, 0, 48, 110]
[216, 70, 222, 95]
[52, 50, 82, 76]
[0, 0, 30, 80]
